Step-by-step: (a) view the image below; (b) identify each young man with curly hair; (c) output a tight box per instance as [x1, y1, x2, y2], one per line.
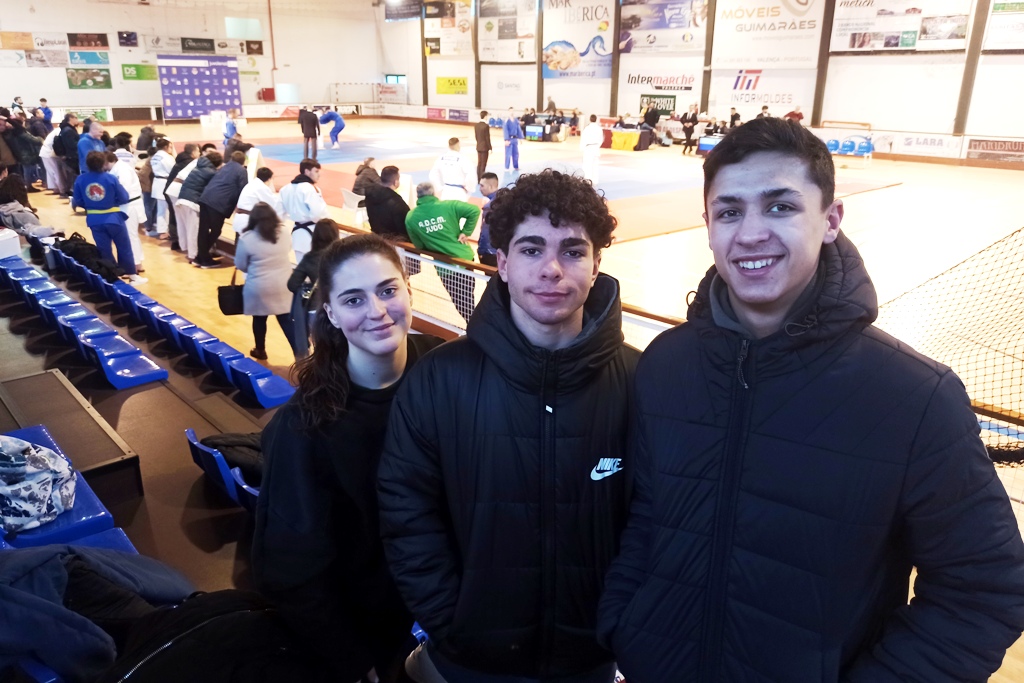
[379, 170, 639, 683]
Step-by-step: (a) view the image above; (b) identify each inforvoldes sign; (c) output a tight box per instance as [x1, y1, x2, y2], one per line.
[707, 68, 816, 121]
[711, 0, 826, 69]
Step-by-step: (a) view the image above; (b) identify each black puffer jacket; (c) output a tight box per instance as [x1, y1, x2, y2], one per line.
[379, 274, 639, 679]
[598, 232, 1024, 682]
[179, 156, 218, 204]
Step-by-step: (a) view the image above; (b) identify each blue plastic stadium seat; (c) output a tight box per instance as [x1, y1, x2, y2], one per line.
[34, 290, 76, 322]
[412, 622, 428, 643]
[112, 281, 143, 313]
[826, 139, 840, 153]
[9, 658, 61, 683]
[80, 333, 139, 360]
[20, 279, 60, 309]
[839, 139, 856, 155]
[229, 358, 296, 408]
[56, 309, 97, 345]
[70, 527, 138, 554]
[139, 304, 174, 335]
[1, 425, 114, 548]
[856, 140, 873, 156]
[86, 270, 107, 294]
[127, 294, 159, 323]
[202, 341, 245, 380]
[7, 268, 47, 295]
[72, 261, 90, 286]
[98, 277, 118, 304]
[185, 428, 239, 504]
[230, 467, 259, 514]
[179, 327, 218, 364]
[155, 314, 195, 351]
[0, 257, 30, 287]
[94, 353, 168, 390]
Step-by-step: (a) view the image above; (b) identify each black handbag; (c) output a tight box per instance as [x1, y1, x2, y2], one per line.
[217, 269, 245, 316]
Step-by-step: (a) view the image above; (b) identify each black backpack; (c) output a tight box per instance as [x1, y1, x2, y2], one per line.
[94, 590, 328, 683]
[52, 133, 67, 157]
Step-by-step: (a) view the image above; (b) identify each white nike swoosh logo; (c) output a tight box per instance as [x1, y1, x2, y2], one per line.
[591, 466, 622, 481]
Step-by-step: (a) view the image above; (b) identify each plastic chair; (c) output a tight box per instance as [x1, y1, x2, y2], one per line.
[97, 353, 168, 390]
[185, 428, 240, 504]
[155, 314, 195, 351]
[55, 307, 97, 344]
[228, 357, 296, 408]
[138, 303, 174, 336]
[839, 140, 856, 155]
[826, 139, 840, 153]
[68, 317, 117, 359]
[21, 279, 60, 309]
[178, 327, 219, 365]
[341, 188, 368, 228]
[856, 140, 873, 156]
[126, 294, 159, 323]
[70, 527, 139, 554]
[34, 290, 76, 323]
[1, 425, 115, 548]
[230, 467, 259, 514]
[412, 622, 428, 643]
[201, 341, 245, 381]
[7, 268, 47, 295]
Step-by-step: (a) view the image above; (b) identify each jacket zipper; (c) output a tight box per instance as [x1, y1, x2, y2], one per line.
[538, 354, 556, 675]
[700, 338, 752, 680]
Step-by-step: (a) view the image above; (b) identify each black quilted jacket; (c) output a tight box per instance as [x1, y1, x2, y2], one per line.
[379, 274, 639, 678]
[598, 231, 1024, 682]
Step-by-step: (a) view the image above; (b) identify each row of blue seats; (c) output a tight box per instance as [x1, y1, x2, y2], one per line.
[46, 246, 295, 408]
[185, 428, 259, 513]
[0, 255, 167, 389]
[827, 139, 873, 156]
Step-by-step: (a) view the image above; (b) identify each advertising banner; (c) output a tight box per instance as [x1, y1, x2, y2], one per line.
[215, 39, 246, 55]
[67, 33, 109, 49]
[182, 38, 216, 54]
[424, 0, 474, 56]
[386, 0, 423, 21]
[118, 32, 139, 47]
[984, 4, 1024, 50]
[892, 132, 963, 158]
[707, 67, 816, 121]
[66, 108, 109, 122]
[831, 0, 971, 52]
[640, 93, 678, 116]
[479, 0, 537, 62]
[619, 0, 709, 54]
[0, 33, 35, 51]
[66, 67, 112, 89]
[32, 33, 69, 50]
[375, 83, 408, 104]
[427, 107, 448, 120]
[480, 63, 538, 109]
[617, 53, 701, 114]
[448, 109, 470, 121]
[966, 138, 1024, 163]
[26, 50, 69, 68]
[436, 76, 469, 95]
[0, 51, 27, 68]
[712, 0, 825, 69]
[246, 41, 264, 55]
[158, 55, 242, 119]
[144, 35, 182, 54]
[541, 0, 616, 79]
[122, 63, 158, 81]
[69, 51, 111, 66]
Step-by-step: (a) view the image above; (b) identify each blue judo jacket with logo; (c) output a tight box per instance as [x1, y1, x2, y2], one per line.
[378, 273, 639, 679]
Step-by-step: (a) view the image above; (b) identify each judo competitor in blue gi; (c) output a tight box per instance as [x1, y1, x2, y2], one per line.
[319, 106, 346, 149]
[72, 151, 147, 283]
[503, 107, 523, 171]
[223, 109, 238, 148]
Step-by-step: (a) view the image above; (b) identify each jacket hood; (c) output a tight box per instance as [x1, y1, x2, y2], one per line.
[363, 183, 396, 208]
[195, 156, 216, 172]
[466, 273, 625, 394]
[291, 173, 314, 185]
[687, 230, 878, 349]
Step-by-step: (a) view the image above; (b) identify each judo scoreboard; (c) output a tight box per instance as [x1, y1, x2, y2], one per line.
[157, 55, 243, 120]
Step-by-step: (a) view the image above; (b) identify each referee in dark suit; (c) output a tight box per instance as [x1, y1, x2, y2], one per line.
[475, 110, 492, 180]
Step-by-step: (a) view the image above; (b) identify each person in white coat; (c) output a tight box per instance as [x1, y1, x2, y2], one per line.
[428, 137, 476, 201]
[105, 151, 147, 273]
[233, 167, 282, 237]
[148, 138, 176, 237]
[279, 158, 330, 263]
[235, 202, 296, 361]
[581, 114, 604, 185]
[39, 128, 65, 196]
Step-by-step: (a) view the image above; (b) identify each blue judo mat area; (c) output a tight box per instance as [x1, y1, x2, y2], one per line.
[257, 138, 705, 202]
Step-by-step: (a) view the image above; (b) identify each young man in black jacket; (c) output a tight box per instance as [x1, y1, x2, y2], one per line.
[598, 117, 1024, 682]
[379, 170, 638, 683]
[365, 165, 411, 241]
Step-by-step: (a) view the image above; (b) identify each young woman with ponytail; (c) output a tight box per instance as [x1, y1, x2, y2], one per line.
[252, 233, 443, 683]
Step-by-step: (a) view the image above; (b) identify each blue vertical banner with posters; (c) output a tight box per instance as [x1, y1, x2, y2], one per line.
[541, 0, 616, 79]
[157, 55, 243, 120]
[619, 0, 709, 54]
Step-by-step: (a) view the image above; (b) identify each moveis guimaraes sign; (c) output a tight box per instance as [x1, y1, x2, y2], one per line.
[711, 0, 825, 69]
